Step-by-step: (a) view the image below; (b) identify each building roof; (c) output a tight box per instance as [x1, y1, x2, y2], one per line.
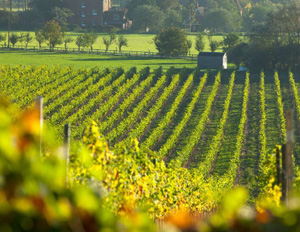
[198, 52, 226, 57]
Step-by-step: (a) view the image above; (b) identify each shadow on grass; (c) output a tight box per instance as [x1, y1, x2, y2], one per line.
[70, 58, 196, 66]
[145, 62, 196, 66]
[70, 57, 160, 61]
[70, 56, 196, 62]
[0, 51, 69, 56]
[0, 50, 197, 62]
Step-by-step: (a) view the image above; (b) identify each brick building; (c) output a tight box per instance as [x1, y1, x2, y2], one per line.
[64, 0, 112, 27]
[103, 9, 132, 30]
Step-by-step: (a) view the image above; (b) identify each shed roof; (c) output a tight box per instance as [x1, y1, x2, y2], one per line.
[198, 52, 226, 57]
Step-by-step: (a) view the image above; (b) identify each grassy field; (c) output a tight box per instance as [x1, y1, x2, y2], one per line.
[0, 50, 197, 70]
[0, 32, 225, 54]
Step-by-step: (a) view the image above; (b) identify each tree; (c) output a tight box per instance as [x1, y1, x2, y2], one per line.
[35, 30, 45, 49]
[127, 0, 157, 17]
[17, 8, 44, 27]
[188, 0, 197, 27]
[265, 2, 300, 46]
[0, 34, 6, 44]
[209, 40, 219, 52]
[62, 35, 73, 51]
[2, 0, 6, 10]
[85, 32, 98, 51]
[75, 34, 87, 52]
[154, 27, 188, 57]
[202, 0, 238, 13]
[247, 3, 276, 27]
[164, 9, 182, 28]
[9, 33, 19, 48]
[227, 42, 248, 67]
[132, 5, 164, 32]
[181, 0, 196, 32]
[103, 37, 112, 52]
[241, 1, 300, 69]
[21, 32, 33, 49]
[157, 0, 179, 11]
[186, 39, 192, 55]
[117, 35, 128, 53]
[222, 32, 240, 52]
[53, 7, 74, 31]
[40, 20, 63, 50]
[195, 33, 205, 52]
[29, 0, 63, 21]
[203, 8, 242, 33]
[102, 28, 117, 52]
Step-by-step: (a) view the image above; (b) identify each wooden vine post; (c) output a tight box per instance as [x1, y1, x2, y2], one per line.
[35, 96, 44, 158]
[276, 147, 281, 186]
[282, 110, 294, 204]
[64, 124, 71, 186]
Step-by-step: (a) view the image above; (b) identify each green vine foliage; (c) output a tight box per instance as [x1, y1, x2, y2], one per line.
[3, 93, 300, 231]
[0, 98, 154, 232]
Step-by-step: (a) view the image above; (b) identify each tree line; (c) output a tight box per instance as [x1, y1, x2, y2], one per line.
[0, 20, 240, 57]
[227, 1, 300, 70]
[154, 27, 240, 57]
[109, 0, 289, 33]
[0, 20, 129, 52]
[0, 0, 289, 33]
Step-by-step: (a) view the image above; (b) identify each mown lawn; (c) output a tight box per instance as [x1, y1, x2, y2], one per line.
[0, 32, 225, 54]
[0, 50, 197, 70]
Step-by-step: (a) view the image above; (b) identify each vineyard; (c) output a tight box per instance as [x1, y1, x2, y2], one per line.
[1, 65, 300, 206]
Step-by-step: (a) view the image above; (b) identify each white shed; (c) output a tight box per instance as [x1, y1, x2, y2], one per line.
[197, 52, 227, 70]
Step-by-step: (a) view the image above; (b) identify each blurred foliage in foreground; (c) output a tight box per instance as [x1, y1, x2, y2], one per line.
[0, 98, 154, 231]
[3, 98, 300, 231]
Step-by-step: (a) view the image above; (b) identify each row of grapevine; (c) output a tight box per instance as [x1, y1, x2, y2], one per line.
[44, 70, 95, 116]
[71, 68, 135, 126]
[2, 65, 300, 191]
[106, 75, 167, 144]
[198, 72, 235, 177]
[6, 80, 300, 230]
[274, 72, 286, 143]
[50, 69, 119, 124]
[226, 73, 250, 183]
[287, 72, 300, 168]
[259, 72, 267, 162]
[0, 65, 63, 107]
[289, 72, 300, 125]
[18, 66, 79, 107]
[158, 73, 208, 159]
[122, 74, 180, 144]
[35, 66, 77, 97]
[258, 72, 297, 201]
[66, 71, 127, 127]
[72, 70, 140, 138]
[43, 68, 95, 106]
[140, 73, 194, 150]
[99, 73, 155, 136]
[171, 73, 221, 167]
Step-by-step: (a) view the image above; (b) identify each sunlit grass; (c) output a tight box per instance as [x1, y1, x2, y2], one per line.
[0, 50, 197, 70]
[0, 31, 225, 54]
